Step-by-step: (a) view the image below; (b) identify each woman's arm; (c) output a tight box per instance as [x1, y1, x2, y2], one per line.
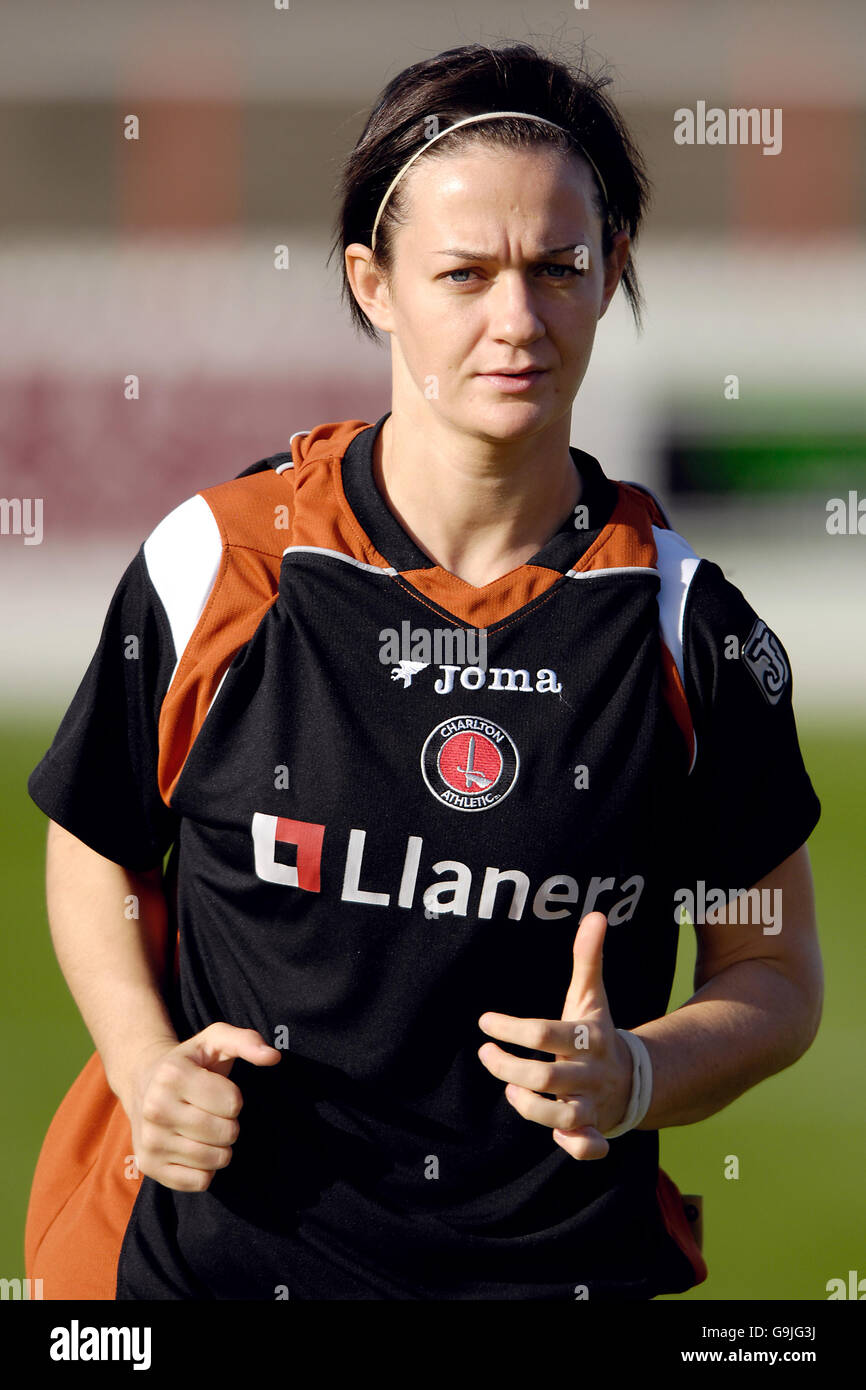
[45, 817, 180, 1115]
[632, 842, 823, 1129]
[44, 819, 282, 1190]
[478, 841, 822, 1158]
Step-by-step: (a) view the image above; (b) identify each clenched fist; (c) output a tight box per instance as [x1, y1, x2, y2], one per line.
[127, 1023, 282, 1191]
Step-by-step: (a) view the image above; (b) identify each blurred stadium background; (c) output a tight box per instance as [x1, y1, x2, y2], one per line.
[1, 0, 864, 1301]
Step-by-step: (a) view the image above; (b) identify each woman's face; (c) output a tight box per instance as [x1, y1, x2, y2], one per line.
[358, 144, 630, 442]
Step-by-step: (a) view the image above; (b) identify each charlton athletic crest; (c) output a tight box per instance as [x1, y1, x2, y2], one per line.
[421, 716, 519, 812]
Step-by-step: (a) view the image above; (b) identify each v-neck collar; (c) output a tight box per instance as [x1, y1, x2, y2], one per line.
[340, 412, 620, 581]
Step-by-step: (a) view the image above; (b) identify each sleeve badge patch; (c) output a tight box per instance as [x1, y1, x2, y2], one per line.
[742, 617, 790, 706]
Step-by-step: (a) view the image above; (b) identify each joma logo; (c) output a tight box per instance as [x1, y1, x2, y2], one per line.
[390, 662, 562, 694]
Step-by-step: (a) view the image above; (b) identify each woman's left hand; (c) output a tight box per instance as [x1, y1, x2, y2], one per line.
[477, 911, 633, 1160]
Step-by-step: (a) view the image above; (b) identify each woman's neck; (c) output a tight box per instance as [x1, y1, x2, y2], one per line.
[371, 410, 583, 587]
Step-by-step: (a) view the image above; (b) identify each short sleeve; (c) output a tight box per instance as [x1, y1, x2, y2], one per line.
[27, 547, 181, 871]
[678, 558, 821, 892]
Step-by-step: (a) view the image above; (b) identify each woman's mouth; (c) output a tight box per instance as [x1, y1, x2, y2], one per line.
[478, 370, 547, 392]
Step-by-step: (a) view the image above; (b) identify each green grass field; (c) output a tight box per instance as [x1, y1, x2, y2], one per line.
[1, 716, 862, 1300]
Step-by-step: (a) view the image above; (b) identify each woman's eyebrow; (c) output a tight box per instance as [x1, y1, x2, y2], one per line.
[433, 244, 579, 258]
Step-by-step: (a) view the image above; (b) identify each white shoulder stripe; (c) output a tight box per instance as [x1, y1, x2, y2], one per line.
[653, 527, 702, 774]
[652, 527, 702, 688]
[619, 479, 674, 530]
[143, 493, 223, 684]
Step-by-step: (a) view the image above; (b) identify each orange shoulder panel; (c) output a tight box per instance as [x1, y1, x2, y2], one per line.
[158, 468, 291, 805]
[288, 418, 391, 565]
[578, 480, 664, 572]
[592, 483, 695, 770]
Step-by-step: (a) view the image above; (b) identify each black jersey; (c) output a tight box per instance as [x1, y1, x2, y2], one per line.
[28, 412, 820, 1300]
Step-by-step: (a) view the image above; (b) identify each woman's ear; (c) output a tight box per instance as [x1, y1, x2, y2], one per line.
[598, 230, 631, 319]
[345, 243, 395, 333]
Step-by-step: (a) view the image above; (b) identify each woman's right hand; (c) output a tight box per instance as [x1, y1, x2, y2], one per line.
[127, 1023, 282, 1191]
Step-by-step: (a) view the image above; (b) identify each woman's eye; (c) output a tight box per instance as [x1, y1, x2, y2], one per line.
[443, 264, 582, 284]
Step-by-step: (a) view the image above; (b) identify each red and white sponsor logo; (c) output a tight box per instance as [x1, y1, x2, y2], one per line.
[251, 815, 325, 891]
[251, 813, 644, 924]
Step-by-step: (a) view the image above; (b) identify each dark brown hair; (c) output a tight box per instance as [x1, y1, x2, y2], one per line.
[328, 39, 653, 342]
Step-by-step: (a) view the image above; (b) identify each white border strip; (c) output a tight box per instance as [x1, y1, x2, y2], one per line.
[275, 429, 311, 473]
[653, 527, 703, 775]
[282, 544, 398, 575]
[565, 566, 660, 579]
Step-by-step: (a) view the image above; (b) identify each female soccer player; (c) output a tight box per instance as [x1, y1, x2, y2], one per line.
[26, 40, 822, 1301]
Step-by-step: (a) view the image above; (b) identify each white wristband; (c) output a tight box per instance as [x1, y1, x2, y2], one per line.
[602, 1029, 653, 1138]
